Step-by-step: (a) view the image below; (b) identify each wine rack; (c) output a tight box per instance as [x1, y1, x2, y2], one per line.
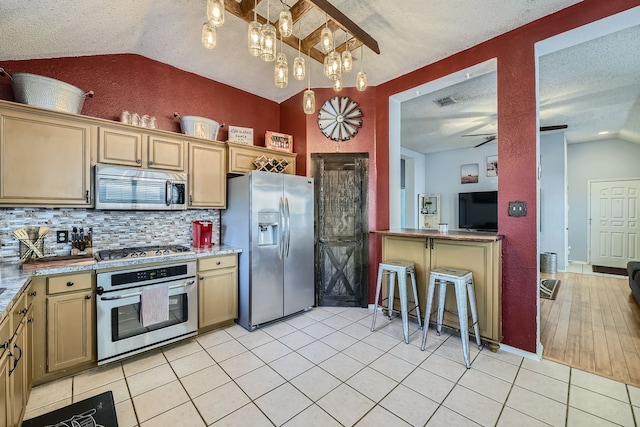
[253, 155, 291, 173]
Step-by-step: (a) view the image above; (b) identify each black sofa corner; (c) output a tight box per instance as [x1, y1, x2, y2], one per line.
[628, 261, 640, 305]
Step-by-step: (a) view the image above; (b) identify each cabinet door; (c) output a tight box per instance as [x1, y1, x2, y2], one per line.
[10, 322, 27, 427]
[148, 135, 185, 171]
[0, 111, 93, 206]
[98, 127, 144, 167]
[47, 291, 95, 372]
[0, 348, 10, 427]
[382, 236, 430, 315]
[188, 142, 226, 208]
[431, 239, 502, 345]
[198, 267, 238, 328]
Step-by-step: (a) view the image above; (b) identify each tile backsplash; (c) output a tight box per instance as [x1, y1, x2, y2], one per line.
[0, 208, 220, 263]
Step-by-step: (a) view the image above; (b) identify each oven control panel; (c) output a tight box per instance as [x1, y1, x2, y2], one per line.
[111, 265, 188, 287]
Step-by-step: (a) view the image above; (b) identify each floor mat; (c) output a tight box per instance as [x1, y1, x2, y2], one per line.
[22, 391, 117, 427]
[540, 279, 561, 300]
[592, 265, 628, 276]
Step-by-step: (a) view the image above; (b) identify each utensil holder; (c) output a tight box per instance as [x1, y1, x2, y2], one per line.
[19, 227, 44, 260]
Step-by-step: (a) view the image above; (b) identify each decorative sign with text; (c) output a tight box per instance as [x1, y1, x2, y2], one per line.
[266, 131, 293, 152]
[228, 126, 254, 145]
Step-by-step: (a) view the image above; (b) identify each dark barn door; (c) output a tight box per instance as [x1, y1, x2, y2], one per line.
[312, 153, 369, 307]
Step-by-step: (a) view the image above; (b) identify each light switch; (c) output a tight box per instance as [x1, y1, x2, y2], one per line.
[508, 201, 527, 217]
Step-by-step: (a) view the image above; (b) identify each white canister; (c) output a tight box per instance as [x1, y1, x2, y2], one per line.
[438, 223, 449, 233]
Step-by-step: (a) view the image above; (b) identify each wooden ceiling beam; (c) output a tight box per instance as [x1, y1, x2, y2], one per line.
[301, 21, 338, 54]
[289, 0, 314, 22]
[238, 0, 255, 19]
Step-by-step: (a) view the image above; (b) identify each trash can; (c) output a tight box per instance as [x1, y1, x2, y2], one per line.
[540, 252, 557, 274]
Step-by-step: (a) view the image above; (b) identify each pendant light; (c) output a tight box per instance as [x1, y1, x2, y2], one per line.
[274, 37, 288, 88]
[207, 0, 224, 27]
[247, 0, 261, 56]
[201, 22, 216, 49]
[356, 46, 367, 91]
[303, 50, 315, 114]
[293, 26, 305, 80]
[320, 14, 333, 54]
[279, 8, 293, 38]
[260, 0, 276, 62]
[333, 76, 343, 92]
[327, 51, 341, 81]
[323, 55, 330, 78]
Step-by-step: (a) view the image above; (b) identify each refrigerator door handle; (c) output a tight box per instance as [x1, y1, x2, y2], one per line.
[284, 197, 291, 258]
[279, 197, 285, 260]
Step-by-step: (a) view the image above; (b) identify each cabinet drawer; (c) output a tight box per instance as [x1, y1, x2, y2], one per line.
[199, 254, 237, 271]
[48, 273, 92, 294]
[11, 290, 28, 333]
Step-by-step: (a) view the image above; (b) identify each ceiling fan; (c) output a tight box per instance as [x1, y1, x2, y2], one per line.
[462, 125, 568, 148]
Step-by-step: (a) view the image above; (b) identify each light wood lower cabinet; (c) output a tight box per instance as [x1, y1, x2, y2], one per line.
[188, 141, 226, 209]
[0, 106, 94, 206]
[382, 235, 502, 350]
[0, 315, 11, 427]
[198, 254, 238, 330]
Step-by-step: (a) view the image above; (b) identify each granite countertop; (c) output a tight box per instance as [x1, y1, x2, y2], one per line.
[371, 228, 504, 242]
[0, 245, 242, 323]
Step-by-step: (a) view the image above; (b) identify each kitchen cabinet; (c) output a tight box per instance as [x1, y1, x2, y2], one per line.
[380, 232, 502, 350]
[46, 272, 95, 372]
[0, 104, 94, 207]
[188, 141, 226, 209]
[98, 125, 186, 171]
[0, 315, 11, 427]
[198, 254, 238, 330]
[227, 141, 297, 175]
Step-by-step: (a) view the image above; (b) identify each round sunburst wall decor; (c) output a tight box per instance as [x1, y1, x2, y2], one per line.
[317, 96, 363, 141]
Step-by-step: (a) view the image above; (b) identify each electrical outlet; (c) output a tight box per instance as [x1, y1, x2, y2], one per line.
[56, 230, 68, 243]
[508, 201, 527, 217]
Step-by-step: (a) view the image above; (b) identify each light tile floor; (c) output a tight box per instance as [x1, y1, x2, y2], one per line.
[24, 306, 640, 426]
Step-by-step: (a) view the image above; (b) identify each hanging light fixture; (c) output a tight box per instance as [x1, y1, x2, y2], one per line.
[279, 6, 293, 38]
[207, 0, 225, 27]
[333, 76, 343, 92]
[293, 26, 305, 80]
[356, 46, 367, 91]
[247, 0, 261, 56]
[320, 14, 333, 54]
[323, 55, 330, 78]
[274, 37, 288, 88]
[202, 22, 216, 49]
[260, 0, 276, 62]
[303, 50, 315, 114]
[327, 51, 341, 81]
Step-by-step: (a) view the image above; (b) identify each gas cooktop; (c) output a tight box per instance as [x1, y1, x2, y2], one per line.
[96, 245, 193, 262]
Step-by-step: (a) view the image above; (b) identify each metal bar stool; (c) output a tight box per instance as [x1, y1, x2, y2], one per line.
[371, 260, 422, 343]
[420, 267, 482, 368]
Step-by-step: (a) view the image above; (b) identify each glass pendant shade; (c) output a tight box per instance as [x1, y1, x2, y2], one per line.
[260, 23, 276, 62]
[279, 10, 293, 37]
[248, 21, 262, 56]
[320, 27, 334, 53]
[341, 50, 353, 72]
[333, 76, 343, 92]
[356, 71, 367, 91]
[303, 89, 316, 114]
[293, 56, 305, 80]
[201, 23, 216, 49]
[207, 0, 225, 27]
[274, 52, 288, 88]
[327, 51, 341, 81]
[323, 55, 330, 78]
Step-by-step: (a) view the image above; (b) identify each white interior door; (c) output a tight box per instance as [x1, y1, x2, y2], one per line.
[589, 179, 639, 268]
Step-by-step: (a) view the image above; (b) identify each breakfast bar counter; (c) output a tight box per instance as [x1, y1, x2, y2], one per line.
[372, 229, 503, 350]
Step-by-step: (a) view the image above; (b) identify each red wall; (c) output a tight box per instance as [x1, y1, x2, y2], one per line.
[0, 54, 280, 143]
[374, 0, 640, 352]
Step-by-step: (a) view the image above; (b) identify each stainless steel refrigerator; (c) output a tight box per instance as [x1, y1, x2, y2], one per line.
[222, 171, 314, 331]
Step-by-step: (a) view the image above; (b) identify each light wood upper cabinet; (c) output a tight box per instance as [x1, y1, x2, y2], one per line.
[188, 141, 226, 209]
[98, 126, 144, 167]
[227, 141, 296, 175]
[148, 135, 185, 171]
[0, 107, 93, 206]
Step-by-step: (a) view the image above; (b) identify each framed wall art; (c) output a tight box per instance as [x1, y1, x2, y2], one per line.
[486, 155, 498, 177]
[461, 163, 479, 184]
[265, 131, 293, 152]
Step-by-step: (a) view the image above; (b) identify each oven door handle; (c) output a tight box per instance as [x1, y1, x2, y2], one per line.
[99, 280, 195, 300]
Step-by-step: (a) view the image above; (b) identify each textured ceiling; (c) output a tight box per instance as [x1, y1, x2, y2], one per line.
[0, 0, 582, 103]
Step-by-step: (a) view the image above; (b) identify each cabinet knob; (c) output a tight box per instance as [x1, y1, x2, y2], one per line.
[189, 195, 193, 206]
[19, 308, 28, 315]
[136, 159, 142, 164]
[29, 291, 37, 297]
[216, 261, 221, 265]
[28, 318, 35, 324]
[148, 160, 154, 165]
[85, 295, 92, 300]
[67, 281, 74, 287]
[199, 276, 204, 280]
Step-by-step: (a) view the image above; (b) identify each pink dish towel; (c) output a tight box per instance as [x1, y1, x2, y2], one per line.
[140, 286, 170, 327]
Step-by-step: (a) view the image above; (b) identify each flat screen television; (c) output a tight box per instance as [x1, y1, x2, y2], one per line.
[458, 191, 498, 232]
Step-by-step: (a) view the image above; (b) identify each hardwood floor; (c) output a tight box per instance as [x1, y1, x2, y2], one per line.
[540, 270, 640, 386]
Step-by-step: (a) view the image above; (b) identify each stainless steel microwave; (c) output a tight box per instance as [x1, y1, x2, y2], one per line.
[94, 165, 187, 210]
